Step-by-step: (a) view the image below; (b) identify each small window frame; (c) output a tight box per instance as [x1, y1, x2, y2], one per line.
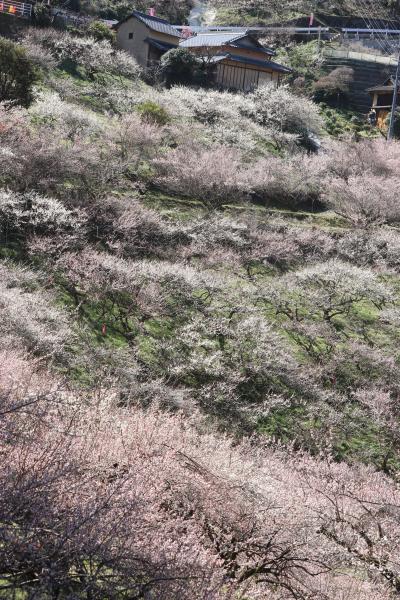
[128, 32, 133, 39]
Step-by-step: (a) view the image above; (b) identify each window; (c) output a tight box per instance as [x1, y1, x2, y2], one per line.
[128, 32, 133, 39]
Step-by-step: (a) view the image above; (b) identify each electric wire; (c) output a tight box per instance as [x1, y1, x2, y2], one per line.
[355, 0, 399, 55]
[352, 0, 393, 48]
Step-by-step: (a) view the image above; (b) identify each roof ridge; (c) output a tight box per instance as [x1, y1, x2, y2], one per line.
[128, 9, 181, 38]
[132, 9, 170, 25]
[190, 31, 246, 38]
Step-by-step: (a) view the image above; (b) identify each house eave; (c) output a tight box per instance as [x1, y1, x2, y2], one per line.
[223, 53, 292, 73]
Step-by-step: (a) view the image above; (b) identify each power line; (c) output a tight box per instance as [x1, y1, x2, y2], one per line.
[353, 0, 394, 51]
[355, 0, 400, 54]
[353, 0, 400, 139]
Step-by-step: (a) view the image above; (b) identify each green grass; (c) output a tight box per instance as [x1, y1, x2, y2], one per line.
[0, 585, 27, 599]
[258, 403, 400, 471]
[213, 5, 303, 26]
[143, 190, 350, 231]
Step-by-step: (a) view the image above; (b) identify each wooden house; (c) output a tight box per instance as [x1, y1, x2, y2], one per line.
[179, 32, 291, 91]
[115, 10, 181, 68]
[367, 77, 398, 129]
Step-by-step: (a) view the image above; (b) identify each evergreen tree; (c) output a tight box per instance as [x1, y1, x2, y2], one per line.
[0, 38, 40, 107]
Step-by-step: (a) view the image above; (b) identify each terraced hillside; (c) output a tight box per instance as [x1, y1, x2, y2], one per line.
[2, 26, 400, 600]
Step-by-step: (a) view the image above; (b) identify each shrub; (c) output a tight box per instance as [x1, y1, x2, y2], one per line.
[0, 108, 124, 204]
[355, 387, 400, 459]
[276, 39, 321, 85]
[154, 146, 249, 208]
[248, 154, 325, 210]
[31, 91, 103, 139]
[325, 174, 400, 228]
[112, 199, 185, 258]
[0, 189, 80, 239]
[57, 250, 220, 338]
[136, 100, 170, 126]
[247, 223, 335, 270]
[163, 86, 254, 124]
[87, 20, 116, 42]
[0, 38, 40, 108]
[160, 47, 199, 87]
[20, 38, 56, 73]
[337, 228, 400, 270]
[21, 29, 140, 80]
[3, 388, 400, 600]
[263, 260, 391, 324]
[250, 84, 323, 138]
[158, 313, 302, 400]
[161, 86, 266, 157]
[0, 263, 73, 357]
[313, 67, 354, 107]
[324, 342, 397, 392]
[76, 38, 140, 78]
[32, 2, 52, 26]
[323, 138, 400, 181]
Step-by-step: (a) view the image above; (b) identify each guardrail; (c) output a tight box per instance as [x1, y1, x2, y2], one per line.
[342, 28, 400, 36]
[50, 7, 92, 25]
[173, 25, 330, 34]
[0, 0, 31, 18]
[324, 47, 398, 65]
[173, 25, 400, 36]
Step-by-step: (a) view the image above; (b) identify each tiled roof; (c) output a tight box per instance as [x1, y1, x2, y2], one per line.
[367, 77, 397, 92]
[180, 32, 248, 47]
[146, 37, 178, 52]
[367, 84, 397, 92]
[128, 10, 181, 37]
[230, 39, 274, 55]
[180, 32, 275, 55]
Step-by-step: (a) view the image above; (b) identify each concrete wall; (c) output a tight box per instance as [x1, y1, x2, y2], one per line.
[323, 51, 397, 112]
[117, 18, 150, 67]
[116, 16, 180, 67]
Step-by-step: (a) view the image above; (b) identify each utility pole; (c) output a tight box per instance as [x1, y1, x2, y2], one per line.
[388, 37, 400, 140]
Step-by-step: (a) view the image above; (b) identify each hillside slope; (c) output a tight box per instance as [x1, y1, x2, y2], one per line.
[212, 0, 400, 26]
[1, 27, 400, 600]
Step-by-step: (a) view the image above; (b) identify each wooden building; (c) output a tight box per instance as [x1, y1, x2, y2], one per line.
[179, 32, 291, 91]
[114, 13, 291, 89]
[115, 10, 181, 68]
[367, 77, 398, 129]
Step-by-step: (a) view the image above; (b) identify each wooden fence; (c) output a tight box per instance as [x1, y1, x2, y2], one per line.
[0, 0, 31, 18]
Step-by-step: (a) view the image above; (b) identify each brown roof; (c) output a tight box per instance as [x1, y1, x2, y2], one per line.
[367, 85, 395, 93]
[367, 76, 397, 93]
